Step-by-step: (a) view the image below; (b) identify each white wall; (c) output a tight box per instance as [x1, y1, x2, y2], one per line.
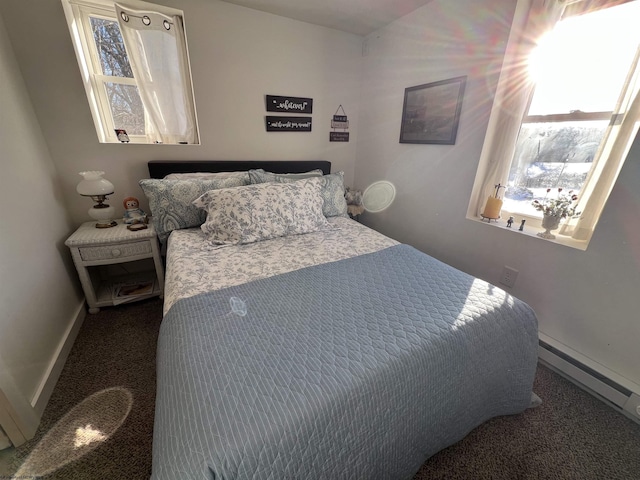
[0, 11, 82, 418]
[355, 0, 640, 388]
[0, 0, 364, 224]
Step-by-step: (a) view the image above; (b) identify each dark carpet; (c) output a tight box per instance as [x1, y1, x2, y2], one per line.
[3, 298, 639, 479]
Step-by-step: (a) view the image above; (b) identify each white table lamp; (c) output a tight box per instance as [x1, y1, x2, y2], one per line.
[76, 171, 117, 228]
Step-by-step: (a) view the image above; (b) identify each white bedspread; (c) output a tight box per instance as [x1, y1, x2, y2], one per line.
[163, 217, 398, 315]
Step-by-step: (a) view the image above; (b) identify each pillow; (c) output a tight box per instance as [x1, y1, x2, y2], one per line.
[249, 170, 348, 218]
[164, 171, 250, 182]
[248, 169, 323, 184]
[139, 176, 249, 243]
[193, 178, 330, 245]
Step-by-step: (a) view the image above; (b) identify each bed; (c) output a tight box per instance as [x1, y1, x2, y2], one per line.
[143, 160, 539, 480]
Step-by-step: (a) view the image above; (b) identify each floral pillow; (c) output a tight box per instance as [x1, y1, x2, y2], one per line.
[193, 178, 330, 245]
[249, 170, 348, 218]
[164, 171, 250, 182]
[247, 169, 323, 183]
[139, 176, 249, 243]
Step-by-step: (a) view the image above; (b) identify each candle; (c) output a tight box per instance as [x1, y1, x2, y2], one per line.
[483, 196, 503, 219]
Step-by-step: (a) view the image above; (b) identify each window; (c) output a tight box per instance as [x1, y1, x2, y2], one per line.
[504, 1, 640, 216]
[89, 13, 146, 137]
[62, 0, 199, 144]
[468, 0, 640, 248]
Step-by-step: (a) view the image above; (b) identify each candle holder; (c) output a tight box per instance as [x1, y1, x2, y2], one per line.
[481, 184, 505, 222]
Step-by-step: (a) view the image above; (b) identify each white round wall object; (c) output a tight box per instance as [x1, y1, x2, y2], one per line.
[362, 181, 396, 212]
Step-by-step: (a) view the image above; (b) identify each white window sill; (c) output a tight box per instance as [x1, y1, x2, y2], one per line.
[466, 214, 588, 251]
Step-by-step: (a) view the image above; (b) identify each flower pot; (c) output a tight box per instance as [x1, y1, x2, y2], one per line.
[538, 214, 561, 239]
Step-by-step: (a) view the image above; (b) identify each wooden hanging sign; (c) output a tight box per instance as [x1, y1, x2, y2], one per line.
[329, 132, 349, 142]
[330, 105, 349, 142]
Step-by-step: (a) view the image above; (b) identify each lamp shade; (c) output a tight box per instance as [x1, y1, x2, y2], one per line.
[76, 171, 115, 196]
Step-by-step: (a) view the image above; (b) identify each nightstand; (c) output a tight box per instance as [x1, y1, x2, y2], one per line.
[65, 221, 164, 314]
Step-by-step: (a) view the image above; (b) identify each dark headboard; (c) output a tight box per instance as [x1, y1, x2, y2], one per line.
[148, 160, 331, 178]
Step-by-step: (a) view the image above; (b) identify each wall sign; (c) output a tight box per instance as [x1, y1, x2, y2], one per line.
[266, 116, 312, 132]
[330, 132, 349, 142]
[266, 95, 313, 114]
[330, 105, 349, 142]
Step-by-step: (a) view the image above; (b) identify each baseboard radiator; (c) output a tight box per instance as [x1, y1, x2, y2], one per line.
[538, 339, 640, 424]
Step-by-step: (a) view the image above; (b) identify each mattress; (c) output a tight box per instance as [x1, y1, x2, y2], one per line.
[153, 221, 539, 480]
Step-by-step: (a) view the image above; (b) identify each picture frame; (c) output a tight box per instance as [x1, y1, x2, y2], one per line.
[399, 76, 467, 145]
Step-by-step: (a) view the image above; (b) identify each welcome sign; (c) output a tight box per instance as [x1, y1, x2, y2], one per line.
[266, 95, 313, 114]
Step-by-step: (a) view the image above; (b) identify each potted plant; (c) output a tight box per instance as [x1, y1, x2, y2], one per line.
[532, 188, 580, 239]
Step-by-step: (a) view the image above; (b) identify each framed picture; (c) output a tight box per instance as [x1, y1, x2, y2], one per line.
[399, 76, 467, 145]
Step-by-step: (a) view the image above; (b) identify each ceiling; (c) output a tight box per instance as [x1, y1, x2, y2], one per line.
[219, 0, 435, 36]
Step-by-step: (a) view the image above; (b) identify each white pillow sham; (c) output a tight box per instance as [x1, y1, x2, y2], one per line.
[193, 178, 330, 245]
[249, 169, 348, 218]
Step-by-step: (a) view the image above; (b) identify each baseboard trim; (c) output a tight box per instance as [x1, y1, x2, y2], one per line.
[31, 302, 86, 417]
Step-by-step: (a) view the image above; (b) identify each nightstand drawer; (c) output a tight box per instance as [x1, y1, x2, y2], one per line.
[79, 241, 151, 261]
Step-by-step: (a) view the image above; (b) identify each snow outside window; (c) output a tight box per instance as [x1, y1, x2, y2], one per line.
[468, 0, 640, 248]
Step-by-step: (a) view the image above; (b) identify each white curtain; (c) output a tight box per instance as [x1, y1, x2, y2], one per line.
[116, 3, 198, 144]
[472, 0, 565, 216]
[559, 45, 640, 240]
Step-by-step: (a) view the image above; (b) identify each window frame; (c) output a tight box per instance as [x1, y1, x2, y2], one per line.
[79, 4, 149, 143]
[467, 0, 639, 249]
[502, 111, 615, 226]
[61, 0, 197, 144]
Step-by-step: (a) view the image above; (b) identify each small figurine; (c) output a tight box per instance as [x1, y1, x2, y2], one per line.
[519, 219, 526, 231]
[123, 196, 148, 225]
[506, 216, 514, 228]
[115, 129, 130, 143]
[344, 186, 363, 206]
[345, 187, 365, 220]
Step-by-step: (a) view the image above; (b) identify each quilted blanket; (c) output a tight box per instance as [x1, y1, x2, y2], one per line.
[152, 244, 538, 480]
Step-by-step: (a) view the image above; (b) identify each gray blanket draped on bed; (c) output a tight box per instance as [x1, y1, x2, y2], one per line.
[152, 244, 538, 480]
